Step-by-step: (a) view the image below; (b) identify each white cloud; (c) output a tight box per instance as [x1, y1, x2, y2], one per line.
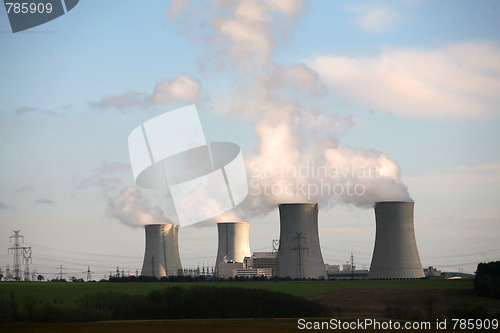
[347, 5, 401, 32]
[76, 160, 130, 195]
[360, 7, 400, 32]
[311, 42, 500, 120]
[165, 0, 189, 19]
[91, 91, 147, 109]
[16, 185, 35, 193]
[152, 75, 202, 105]
[35, 198, 56, 205]
[90, 75, 202, 110]
[15, 106, 58, 116]
[15, 106, 37, 115]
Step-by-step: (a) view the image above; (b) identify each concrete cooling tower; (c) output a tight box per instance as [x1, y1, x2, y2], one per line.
[215, 222, 251, 264]
[275, 203, 326, 279]
[368, 201, 425, 279]
[141, 224, 182, 277]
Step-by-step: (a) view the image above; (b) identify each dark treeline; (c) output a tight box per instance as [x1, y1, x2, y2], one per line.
[474, 261, 500, 298]
[81, 286, 330, 320]
[105, 275, 304, 282]
[0, 286, 330, 322]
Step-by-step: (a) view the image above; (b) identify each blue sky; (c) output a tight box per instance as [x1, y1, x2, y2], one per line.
[1, 0, 499, 279]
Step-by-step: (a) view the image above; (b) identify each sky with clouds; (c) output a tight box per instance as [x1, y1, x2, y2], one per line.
[1, 0, 499, 279]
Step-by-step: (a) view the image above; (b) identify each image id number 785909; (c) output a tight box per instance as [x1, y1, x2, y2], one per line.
[5, 2, 53, 14]
[452, 318, 498, 330]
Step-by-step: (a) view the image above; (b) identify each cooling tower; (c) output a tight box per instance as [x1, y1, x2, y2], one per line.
[368, 201, 425, 279]
[215, 222, 251, 264]
[141, 224, 182, 277]
[275, 203, 326, 279]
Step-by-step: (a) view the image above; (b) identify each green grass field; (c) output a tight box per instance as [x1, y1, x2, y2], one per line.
[2, 279, 497, 333]
[0, 279, 473, 305]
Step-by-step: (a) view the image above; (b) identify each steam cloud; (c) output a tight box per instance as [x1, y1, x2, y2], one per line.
[169, 0, 411, 220]
[107, 187, 171, 228]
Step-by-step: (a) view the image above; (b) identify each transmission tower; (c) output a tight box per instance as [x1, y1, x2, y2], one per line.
[85, 266, 94, 282]
[57, 265, 66, 280]
[8, 230, 24, 281]
[350, 252, 355, 281]
[272, 239, 280, 253]
[291, 232, 308, 279]
[23, 247, 32, 281]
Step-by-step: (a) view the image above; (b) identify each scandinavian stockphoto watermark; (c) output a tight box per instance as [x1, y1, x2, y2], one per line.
[127, 105, 248, 227]
[249, 161, 382, 200]
[3, 0, 79, 33]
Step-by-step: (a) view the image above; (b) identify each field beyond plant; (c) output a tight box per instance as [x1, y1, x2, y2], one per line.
[0, 278, 473, 305]
[2, 279, 499, 333]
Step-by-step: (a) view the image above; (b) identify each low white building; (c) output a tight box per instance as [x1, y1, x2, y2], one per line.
[235, 268, 273, 278]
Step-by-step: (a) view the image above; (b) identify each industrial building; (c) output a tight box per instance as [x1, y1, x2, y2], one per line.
[141, 224, 182, 277]
[327, 270, 369, 280]
[424, 266, 443, 278]
[275, 203, 327, 279]
[368, 201, 425, 279]
[244, 252, 277, 270]
[325, 264, 340, 274]
[216, 262, 243, 279]
[235, 268, 273, 278]
[325, 264, 369, 280]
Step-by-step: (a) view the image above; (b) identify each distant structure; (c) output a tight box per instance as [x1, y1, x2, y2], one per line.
[424, 266, 442, 278]
[215, 222, 251, 264]
[325, 263, 369, 280]
[86, 266, 93, 282]
[141, 224, 182, 277]
[368, 201, 425, 279]
[57, 265, 66, 281]
[238, 251, 276, 279]
[7, 230, 31, 281]
[235, 267, 273, 278]
[215, 222, 251, 278]
[244, 252, 277, 270]
[275, 203, 326, 279]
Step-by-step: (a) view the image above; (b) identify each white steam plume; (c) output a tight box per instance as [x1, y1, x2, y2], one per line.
[107, 187, 172, 228]
[169, 0, 411, 220]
